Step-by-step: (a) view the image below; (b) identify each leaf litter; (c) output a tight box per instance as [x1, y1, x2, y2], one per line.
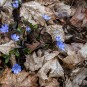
[0, 0, 87, 87]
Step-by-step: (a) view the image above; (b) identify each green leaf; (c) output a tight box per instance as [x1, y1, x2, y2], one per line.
[10, 49, 20, 57]
[23, 48, 31, 54]
[2, 54, 10, 64]
[33, 24, 38, 29]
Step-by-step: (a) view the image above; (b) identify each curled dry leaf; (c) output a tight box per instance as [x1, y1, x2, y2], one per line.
[24, 50, 59, 71]
[37, 58, 64, 85]
[79, 43, 87, 59]
[46, 25, 65, 41]
[0, 40, 18, 54]
[20, 1, 55, 26]
[0, 68, 38, 87]
[0, 0, 14, 24]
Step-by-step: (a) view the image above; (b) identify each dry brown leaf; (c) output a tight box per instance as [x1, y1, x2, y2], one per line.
[0, 40, 18, 54]
[35, 0, 59, 5]
[58, 44, 84, 69]
[71, 68, 87, 87]
[24, 50, 44, 71]
[39, 78, 60, 87]
[0, 68, 38, 87]
[0, 0, 6, 5]
[55, 2, 71, 18]
[38, 58, 64, 83]
[0, 0, 14, 24]
[46, 25, 65, 41]
[24, 50, 59, 71]
[70, 6, 86, 27]
[20, 1, 55, 26]
[25, 41, 40, 52]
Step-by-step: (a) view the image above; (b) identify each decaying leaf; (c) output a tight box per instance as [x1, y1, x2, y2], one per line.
[38, 58, 64, 84]
[0, 0, 6, 5]
[24, 50, 59, 71]
[46, 25, 65, 41]
[25, 40, 41, 52]
[70, 6, 86, 27]
[79, 43, 87, 59]
[39, 78, 60, 87]
[0, 0, 14, 24]
[65, 68, 87, 87]
[20, 1, 55, 26]
[0, 40, 18, 54]
[35, 0, 59, 5]
[0, 68, 38, 87]
[55, 2, 71, 18]
[58, 44, 84, 69]
[71, 68, 87, 87]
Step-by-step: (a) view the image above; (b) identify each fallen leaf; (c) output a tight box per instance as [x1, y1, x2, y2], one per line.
[38, 58, 64, 81]
[70, 6, 86, 27]
[79, 43, 87, 59]
[20, 1, 55, 26]
[24, 49, 59, 71]
[46, 25, 65, 41]
[0, 0, 14, 24]
[0, 68, 38, 87]
[25, 40, 41, 52]
[0, 40, 18, 54]
[55, 2, 71, 18]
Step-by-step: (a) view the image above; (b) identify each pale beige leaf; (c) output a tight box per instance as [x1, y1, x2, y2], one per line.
[24, 50, 59, 71]
[38, 58, 64, 80]
[0, 0, 14, 24]
[20, 1, 55, 26]
[79, 43, 87, 59]
[46, 25, 65, 41]
[0, 40, 18, 54]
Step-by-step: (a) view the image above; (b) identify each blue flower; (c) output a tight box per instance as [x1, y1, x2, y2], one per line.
[26, 26, 31, 32]
[42, 14, 51, 21]
[12, 64, 21, 74]
[56, 36, 65, 51]
[12, 0, 19, 8]
[11, 34, 20, 41]
[57, 41, 65, 51]
[56, 36, 61, 42]
[0, 24, 9, 33]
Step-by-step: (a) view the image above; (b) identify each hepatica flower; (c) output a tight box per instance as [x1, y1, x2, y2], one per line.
[57, 41, 65, 51]
[56, 36, 65, 51]
[11, 34, 20, 41]
[26, 26, 31, 32]
[12, 0, 19, 8]
[0, 24, 9, 33]
[12, 64, 21, 74]
[42, 14, 51, 21]
[56, 36, 61, 42]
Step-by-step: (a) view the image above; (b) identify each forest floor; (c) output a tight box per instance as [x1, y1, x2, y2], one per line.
[0, 0, 87, 87]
